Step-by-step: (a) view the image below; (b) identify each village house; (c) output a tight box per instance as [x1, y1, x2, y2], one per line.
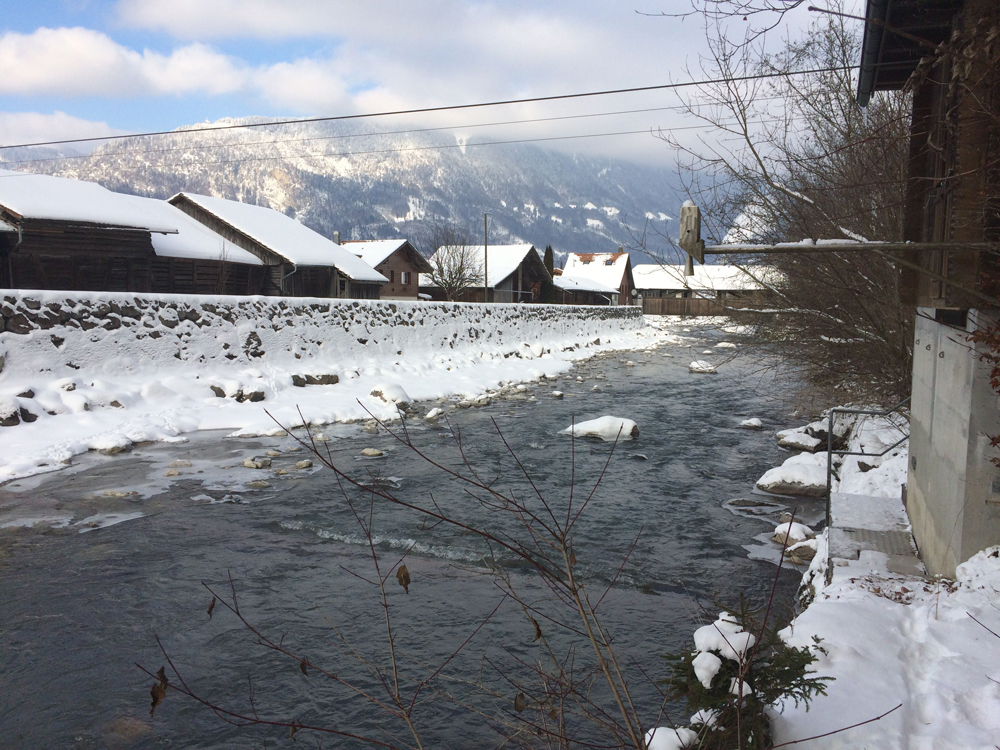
[632, 263, 775, 315]
[561, 251, 635, 306]
[551, 268, 619, 305]
[169, 193, 387, 299]
[855, 0, 1000, 576]
[0, 171, 266, 294]
[341, 239, 432, 300]
[419, 244, 552, 303]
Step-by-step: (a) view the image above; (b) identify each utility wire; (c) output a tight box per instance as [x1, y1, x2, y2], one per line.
[0, 64, 893, 151]
[0, 98, 789, 166]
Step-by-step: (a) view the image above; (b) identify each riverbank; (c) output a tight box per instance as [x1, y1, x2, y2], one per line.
[0, 291, 659, 482]
[760, 414, 1000, 748]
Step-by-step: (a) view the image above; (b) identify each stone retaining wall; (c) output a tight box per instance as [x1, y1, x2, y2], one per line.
[0, 290, 643, 381]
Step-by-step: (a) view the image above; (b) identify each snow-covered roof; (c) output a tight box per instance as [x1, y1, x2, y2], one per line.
[562, 252, 630, 289]
[632, 263, 773, 292]
[425, 244, 540, 288]
[553, 274, 619, 295]
[0, 170, 176, 233]
[171, 192, 387, 282]
[343, 239, 407, 268]
[115, 195, 263, 265]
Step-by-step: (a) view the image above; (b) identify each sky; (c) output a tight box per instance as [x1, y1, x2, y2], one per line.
[0, 0, 850, 165]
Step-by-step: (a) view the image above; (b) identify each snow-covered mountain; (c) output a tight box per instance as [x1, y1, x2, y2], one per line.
[3, 117, 679, 260]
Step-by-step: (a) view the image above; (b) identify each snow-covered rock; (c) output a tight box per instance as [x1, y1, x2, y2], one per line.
[777, 429, 823, 452]
[688, 360, 717, 374]
[551, 391, 564, 398]
[771, 521, 816, 546]
[756, 452, 829, 497]
[361, 448, 383, 457]
[424, 407, 444, 420]
[560, 416, 639, 441]
[740, 417, 763, 429]
[370, 384, 412, 410]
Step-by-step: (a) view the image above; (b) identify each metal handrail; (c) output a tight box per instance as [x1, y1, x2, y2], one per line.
[824, 397, 911, 530]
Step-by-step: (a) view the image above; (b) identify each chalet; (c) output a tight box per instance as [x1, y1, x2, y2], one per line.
[633, 264, 774, 299]
[561, 252, 635, 306]
[551, 269, 619, 305]
[0, 171, 265, 294]
[342, 239, 432, 300]
[169, 193, 387, 299]
[419, 244, 552, 303]
[855, 0, 1000, 576]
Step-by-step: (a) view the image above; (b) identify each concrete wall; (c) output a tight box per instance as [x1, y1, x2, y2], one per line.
[906, 309, 1000, 576]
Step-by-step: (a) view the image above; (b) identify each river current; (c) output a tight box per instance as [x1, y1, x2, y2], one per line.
[1, 322, 807, 749]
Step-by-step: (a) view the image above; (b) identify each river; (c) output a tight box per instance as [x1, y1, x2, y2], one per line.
[0, 322, 807, 749]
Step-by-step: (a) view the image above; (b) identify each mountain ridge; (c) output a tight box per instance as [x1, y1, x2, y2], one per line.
[1, 117, 681, 261]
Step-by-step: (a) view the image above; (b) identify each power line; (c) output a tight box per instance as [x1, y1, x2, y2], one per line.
[0, 105, 787, 168]
[0, 65, 865, 151]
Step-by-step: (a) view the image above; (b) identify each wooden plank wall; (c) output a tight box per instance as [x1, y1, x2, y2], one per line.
[641, 297, 756, 316]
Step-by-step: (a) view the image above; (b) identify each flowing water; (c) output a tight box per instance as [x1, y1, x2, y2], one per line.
[0, 324, 809, 749]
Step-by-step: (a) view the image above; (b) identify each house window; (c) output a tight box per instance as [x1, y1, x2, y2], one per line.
[401, 271, 410, 285]
[582, 259, 591, 265]
[605, 259, 614, 265]
[389, 269, 395, 283]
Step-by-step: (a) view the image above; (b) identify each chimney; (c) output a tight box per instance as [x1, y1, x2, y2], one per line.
[333, 231, 341, 245]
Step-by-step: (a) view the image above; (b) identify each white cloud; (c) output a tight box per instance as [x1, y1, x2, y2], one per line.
[0, 27, 249, 98]
[0, 111, 127, 150]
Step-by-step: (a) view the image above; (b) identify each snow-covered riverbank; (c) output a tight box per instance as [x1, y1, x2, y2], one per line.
[758, 414, 1000, 748]
[0, 291, 677, 482]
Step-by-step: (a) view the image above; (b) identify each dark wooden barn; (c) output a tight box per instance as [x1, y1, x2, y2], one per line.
[169, 192, 387, 299]
[0, 172, 267, 295]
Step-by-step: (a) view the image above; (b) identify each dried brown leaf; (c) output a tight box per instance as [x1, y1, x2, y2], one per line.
[150, 682, 166, 718]
[569, 549, 577, 566]
[289, 721, 299, 737]
[300, 660, 308, 676]
[207, 597, 216, 619]
[396, 564, 411, 594]
[514, 692, 526, 713]
[548, 708, 558, 721]
[155, 665, 168, 690]
[531, 617, 542, 642]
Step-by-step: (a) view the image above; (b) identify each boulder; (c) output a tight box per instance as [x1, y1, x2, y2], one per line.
[756, 453, 828, 497]
[561, 416, 639, 441]
[370, 383, 412, 410]
[243, 457, 272, 469]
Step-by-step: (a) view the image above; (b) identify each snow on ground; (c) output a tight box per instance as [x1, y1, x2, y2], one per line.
[772, 544, 1000, 749]
[760, 411, 1000, 748]
[0, 298, 710, 485]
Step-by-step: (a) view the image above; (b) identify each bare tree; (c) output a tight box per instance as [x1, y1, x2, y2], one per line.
[644, 2, 915, 402]
[424, 223, 484, 302]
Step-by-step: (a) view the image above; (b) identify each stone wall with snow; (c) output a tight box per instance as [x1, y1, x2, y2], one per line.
[0, 291, 642, 382]
[0, 290, 649, 479]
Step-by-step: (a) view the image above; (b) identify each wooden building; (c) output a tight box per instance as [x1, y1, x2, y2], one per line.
[552, 269, 619, 305]
[169, 193, 387, 299]
[561, 252, 635, 305]
[419, 244, 552, 303]
[342, 240, 432, 300]
[0, 171, 265, 294]
[855, 0, 999, 576]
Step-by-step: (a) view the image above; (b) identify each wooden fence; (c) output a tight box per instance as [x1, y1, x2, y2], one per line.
[641, 297, 756, 316]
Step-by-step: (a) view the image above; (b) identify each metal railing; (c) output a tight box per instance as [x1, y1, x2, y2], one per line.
[824, 397, 911, 530]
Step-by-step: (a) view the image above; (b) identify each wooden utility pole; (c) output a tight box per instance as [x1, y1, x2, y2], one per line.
[483, 213, 489, 303]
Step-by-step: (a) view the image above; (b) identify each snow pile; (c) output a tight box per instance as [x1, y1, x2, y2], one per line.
[740, 417, 763, 429]
[772, 546, 1000, 749]
[645, 726, 698, 750]
[693, 612, 756, 663]
[837, 414, 909, 498]
[756, 452, 829, 497]
[559, 416, 639, 441]
[771, 521, 815, 546]
[0, 291, 654, 481]
[688, 360, 717, 374]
